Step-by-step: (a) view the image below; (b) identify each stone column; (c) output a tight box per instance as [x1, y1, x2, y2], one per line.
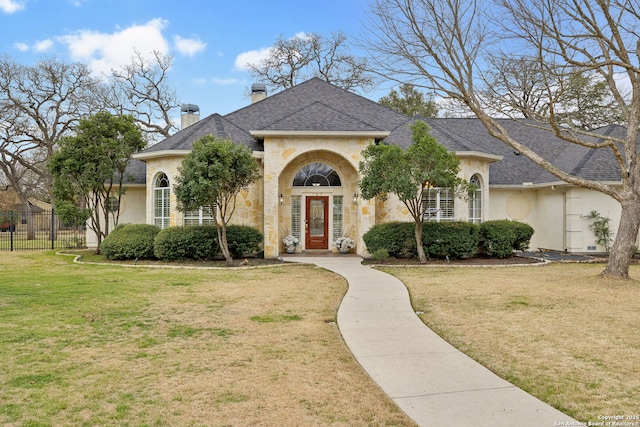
[356, 197, 376, 257]
[263, 158, 281, 258]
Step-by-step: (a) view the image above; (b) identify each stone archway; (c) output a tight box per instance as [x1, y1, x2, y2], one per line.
[276, 151, 360, 255]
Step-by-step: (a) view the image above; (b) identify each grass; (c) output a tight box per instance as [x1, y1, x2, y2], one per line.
[0, 251, 415, 427]
[381, 263, 640, 423]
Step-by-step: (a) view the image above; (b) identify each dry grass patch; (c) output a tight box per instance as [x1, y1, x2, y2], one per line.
[381, 263, 640, 422]
[0, 251, 415, 426]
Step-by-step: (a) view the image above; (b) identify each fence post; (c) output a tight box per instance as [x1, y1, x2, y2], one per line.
[51, 208, 55, 250]
[9, 210, 13, 251]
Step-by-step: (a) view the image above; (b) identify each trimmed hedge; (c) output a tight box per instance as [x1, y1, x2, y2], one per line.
[364, 220, 533, 259]
[479, 220, 534, 258]
[153, 224, 263, 261]
[225, 225, 263, 258]
[363, 221, 479, 259]
[423, 221, 478, 259]
[362, 222, 416, 258]
[101, 223, 160, 260]
[153, 226, 219, 261]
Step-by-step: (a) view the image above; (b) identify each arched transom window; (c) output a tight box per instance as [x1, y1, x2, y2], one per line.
[293, 163, 342, 187]
[468, 174, 482, 224]
[154, 173, 170, 229]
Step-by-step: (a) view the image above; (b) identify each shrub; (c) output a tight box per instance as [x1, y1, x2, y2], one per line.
[371, 248, 390, 261]
[512, 221, 535, 251]
[101, 223, 160, 260]
[363, 222, 416, 258]
[153, 226, 219, 261]
[585, 210, 613, 252]
[225, 225, 263, 258]
[423, 221, 479, 259]
[363, 221, 479, 259]
[479, 220, 534, 258]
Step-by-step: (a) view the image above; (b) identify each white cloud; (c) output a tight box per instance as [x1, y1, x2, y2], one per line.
[0, 0, 25, 14]
[58, 18, 170, 75]
[13, 42, 28, 52]
[34, 39, 54, 52]
[234, 47, 271, 71]
[13, 39, 54, 53]
[173, 35, 206, 57]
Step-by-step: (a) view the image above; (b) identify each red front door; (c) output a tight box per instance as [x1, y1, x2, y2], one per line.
[305, 196, 329, 249]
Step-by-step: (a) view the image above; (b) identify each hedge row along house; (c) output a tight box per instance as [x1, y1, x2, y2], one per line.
[87, 77, 632, 257]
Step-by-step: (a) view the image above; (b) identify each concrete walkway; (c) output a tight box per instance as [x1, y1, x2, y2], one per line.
[293, 256, 578, 427]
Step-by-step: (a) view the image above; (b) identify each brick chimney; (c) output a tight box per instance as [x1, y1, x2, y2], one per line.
[180, 104, 200, 129]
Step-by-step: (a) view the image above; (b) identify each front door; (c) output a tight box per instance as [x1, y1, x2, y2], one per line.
[305, 196, 329, 249]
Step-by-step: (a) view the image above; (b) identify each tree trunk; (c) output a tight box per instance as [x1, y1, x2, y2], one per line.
[415, 221, 427, 263]
[601, 198, 640, 279]
[217, 223, 233, 266]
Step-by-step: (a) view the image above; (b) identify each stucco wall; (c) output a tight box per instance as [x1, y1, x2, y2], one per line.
[86, 186, 146, 248]
[489, 186, 628, 253]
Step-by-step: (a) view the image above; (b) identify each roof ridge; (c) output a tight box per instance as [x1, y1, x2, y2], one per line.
[568, 124, 619, 176]
[223, 78, 324, 120]
[422, 118, 476, 151]
[262, 99, 388, 131]
[215, 113, 256, 141]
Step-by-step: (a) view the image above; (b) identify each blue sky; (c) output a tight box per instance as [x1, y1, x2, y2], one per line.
[0, 0, 388, 120]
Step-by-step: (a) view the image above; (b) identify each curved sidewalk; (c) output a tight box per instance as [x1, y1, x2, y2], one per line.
[295, 256, 578, 427]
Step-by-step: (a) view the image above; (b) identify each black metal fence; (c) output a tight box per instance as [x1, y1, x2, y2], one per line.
[0, 209, 85, 251]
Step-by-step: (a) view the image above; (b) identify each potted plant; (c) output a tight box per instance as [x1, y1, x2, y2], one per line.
[283, 234, 299, 253]
[335, 237, 355, 254]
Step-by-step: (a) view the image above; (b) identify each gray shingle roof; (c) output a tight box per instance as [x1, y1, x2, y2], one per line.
[142, 113, 259, 153]
[422, 118, 626, 185]
[127, 77, 628, 187]
[123, 158, 147, 185]
[225, 77, 409, 133]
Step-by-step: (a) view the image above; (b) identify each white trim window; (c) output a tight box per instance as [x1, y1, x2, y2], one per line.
[154, 173, 170, 229]
[423, 187, 455, 221]
[468, 174, 482, 224]
[184, 206, 215, 226]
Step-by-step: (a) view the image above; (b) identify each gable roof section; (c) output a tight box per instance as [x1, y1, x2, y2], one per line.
[423, 119, 625, 186]
[225, 77, 409, 135]
[257, 100, 388, 133]
[136, 113, 259, 158]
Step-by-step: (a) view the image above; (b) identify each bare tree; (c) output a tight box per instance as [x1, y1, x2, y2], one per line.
[0, 52, 181, 211]
[484, 56, 624, 129]
[245, 32, 376, 94]
[108, 50, 180, 144]
[482, 56, 551, 118]
[0, 56, 103, 206]
[365, 0, 640, 278]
